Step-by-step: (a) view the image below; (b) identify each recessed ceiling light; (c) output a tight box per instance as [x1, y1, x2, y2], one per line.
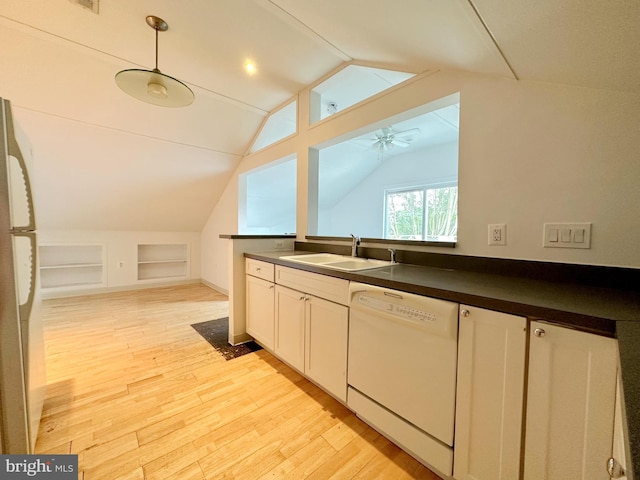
[244, 60, 257, 75]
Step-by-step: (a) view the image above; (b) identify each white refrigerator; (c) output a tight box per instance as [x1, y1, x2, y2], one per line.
[0, 97, 46, 453]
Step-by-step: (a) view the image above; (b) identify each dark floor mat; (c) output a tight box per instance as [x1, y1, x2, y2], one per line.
[191, 317, 262, 361]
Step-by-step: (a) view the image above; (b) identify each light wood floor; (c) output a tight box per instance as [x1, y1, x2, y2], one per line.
[35, 284, 440, 479]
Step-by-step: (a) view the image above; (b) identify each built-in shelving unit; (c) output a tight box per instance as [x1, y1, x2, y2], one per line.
[137, 244, 188, 281]
[39, 244, 105, 290]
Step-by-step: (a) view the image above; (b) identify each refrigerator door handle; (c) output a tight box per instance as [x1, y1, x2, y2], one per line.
[3, 99, 36, 232]
[13, 232, 37, 323]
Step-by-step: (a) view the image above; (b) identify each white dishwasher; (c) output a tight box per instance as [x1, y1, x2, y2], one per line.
[347, 282, 459, 476]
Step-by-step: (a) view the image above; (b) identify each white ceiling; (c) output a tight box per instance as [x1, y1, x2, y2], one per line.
[1, 0, 639, 231]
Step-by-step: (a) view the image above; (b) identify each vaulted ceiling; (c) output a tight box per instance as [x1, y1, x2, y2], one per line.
[1, 0, 638, 231]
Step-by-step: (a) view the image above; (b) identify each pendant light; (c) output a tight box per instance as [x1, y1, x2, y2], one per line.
[115, 15, 194, 107]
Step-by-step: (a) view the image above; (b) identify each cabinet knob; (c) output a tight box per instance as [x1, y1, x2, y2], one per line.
[607, 457, 625, 478]
[460, 309, 470, 318]
[256, 267, 261, 271]
[534, 328, 546, 337]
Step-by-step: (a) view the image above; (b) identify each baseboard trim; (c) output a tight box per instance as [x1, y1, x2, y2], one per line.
[200, 279, 228, 296]
[41, 279, 202, 300]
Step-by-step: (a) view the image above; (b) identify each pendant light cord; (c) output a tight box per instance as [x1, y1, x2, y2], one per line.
[154, 26, 159, 71]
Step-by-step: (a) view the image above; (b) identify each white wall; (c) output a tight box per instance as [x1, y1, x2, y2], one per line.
[200, 182, 239, 293]
[40, 229, 201, 295]
[318, 141, 458, 237]
[200, 69, 640, 291]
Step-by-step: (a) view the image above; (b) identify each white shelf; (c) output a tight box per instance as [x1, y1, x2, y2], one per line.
[137, 259, 186, 264]
[39, 244, 105, 290]
[40, 263, 103, 270]
[137, 244, 188, 281]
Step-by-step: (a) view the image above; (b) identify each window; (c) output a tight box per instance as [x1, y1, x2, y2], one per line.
[385, 184, 458, 241]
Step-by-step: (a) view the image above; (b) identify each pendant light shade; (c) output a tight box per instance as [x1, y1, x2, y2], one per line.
[115, 16, 194, 107]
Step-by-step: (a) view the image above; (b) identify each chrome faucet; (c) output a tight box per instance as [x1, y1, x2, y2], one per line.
[350, 234, 360, 257]
[388, 248, 397, 264]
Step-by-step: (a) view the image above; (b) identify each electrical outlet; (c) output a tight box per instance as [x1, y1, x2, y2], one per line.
[275, 240, 284, 249]
[488, 224, 507, 246]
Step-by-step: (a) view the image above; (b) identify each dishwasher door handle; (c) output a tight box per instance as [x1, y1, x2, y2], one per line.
[383, 291, 404, 300]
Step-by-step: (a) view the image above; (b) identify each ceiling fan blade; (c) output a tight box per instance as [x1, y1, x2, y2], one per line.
[393, 127, 421, 138]
[392, 138, 411, 147]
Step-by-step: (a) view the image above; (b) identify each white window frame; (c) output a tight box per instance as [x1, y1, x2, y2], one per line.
[383, 181, 458, 242]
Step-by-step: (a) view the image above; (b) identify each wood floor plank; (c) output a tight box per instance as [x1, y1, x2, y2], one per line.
[35, 284, 442, 479]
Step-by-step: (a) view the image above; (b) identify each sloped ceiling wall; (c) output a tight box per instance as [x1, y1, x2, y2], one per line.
[1, 0, 638, 232]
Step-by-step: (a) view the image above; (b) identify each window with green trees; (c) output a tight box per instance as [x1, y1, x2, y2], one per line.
[385, 184, 458, 241]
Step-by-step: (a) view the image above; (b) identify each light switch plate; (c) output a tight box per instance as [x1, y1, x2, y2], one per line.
[543, 223, 591, 249]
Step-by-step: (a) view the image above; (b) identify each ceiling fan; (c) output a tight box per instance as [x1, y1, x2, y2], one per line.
[369, 126, 421, 152]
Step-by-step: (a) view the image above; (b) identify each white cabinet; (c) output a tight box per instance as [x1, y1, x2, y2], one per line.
[304, 294, 348, 402]
[274, 284, 349, 401]
[610, 376, 628, 480]
[524, 321, 618, 480]
[454, 310, 619, 480]
[454, 306, 527, 480]
[274, 284, 306, 371]
[245, 259, 275, 350]
[275, 265, 349, 305]
[137, 244, 188, 281]
[39, 244, 105, 291]
[245, 275, 275, 349]
[273, 266, 349, 402]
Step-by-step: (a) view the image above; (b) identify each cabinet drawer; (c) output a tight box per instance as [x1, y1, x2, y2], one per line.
[245, 259, 274, 282]
[275, 266, 349, 305]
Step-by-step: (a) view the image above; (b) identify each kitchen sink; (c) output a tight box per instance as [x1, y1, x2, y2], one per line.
[279, 253, 393, 272]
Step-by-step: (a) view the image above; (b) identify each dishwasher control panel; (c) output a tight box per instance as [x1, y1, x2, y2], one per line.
[357, 295, 438, 324]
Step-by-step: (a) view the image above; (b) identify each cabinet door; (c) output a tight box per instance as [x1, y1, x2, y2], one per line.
[609, 375, 628, 480]
[304, 296, 348, 402]
[245, 275, 274, 350]
[274, 285, 305, 372]
[524, 322, 618, 480]
[454, 306, 527, 480]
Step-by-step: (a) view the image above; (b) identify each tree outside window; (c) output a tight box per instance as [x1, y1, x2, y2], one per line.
[385, 185, 457, 241]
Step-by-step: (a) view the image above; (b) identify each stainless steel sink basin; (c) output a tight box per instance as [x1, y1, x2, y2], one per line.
[279, 253, 393, 272]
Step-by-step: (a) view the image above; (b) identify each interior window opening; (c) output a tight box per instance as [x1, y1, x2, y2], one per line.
[239, 155, 297, 235]
[249, 100, 297, 154]
[307, 93, 459, 244]
[309, 64, 415, 124]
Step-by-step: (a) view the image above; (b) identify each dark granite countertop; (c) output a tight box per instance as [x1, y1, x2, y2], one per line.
[246, 249, 640, 478]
